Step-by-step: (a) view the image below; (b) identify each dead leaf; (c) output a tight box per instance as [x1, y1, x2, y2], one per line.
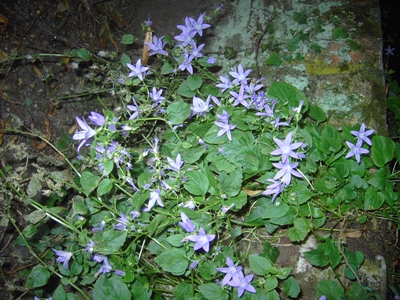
[33, 65, 42, 78]
[0, 119, 4, 146]
[98, 21, 119, 52]
[0, 48, 8, 62]
[68, 123, 78, 134]
[340, 230, 363, 239]
[242, 188, 263, 197]
[0, 14, 9, 33]
[61, 56, 71, 72]
[32, 118, 51, 150]
[142, 27, 152, 65]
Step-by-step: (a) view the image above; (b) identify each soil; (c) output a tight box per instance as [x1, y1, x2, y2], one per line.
[0, 0, 399, 299]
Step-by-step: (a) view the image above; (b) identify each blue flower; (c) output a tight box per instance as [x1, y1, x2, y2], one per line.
[270, 132, 305, 163]
[385, 45, 395, 56]
[190, 13, 210, 36]
[92, 220, 105, 232]
[144, 189, 164, 211]
[345, 140, 369, 164]
[178, 53, 195, 74]
[216, 74, 233, 93]
[98, 257, 112, 274]
[227, 271, 256, 298]
[214, 110, 236, 141]
[72, 116, 96, 152]
[167, 153, 184, 171]
[127, 59, 149, 81]
[262, 179, 285, 202]
[146, 35, 168, 56]
[273, 159, 303, 186]
[350, 122, 374, 146]
[183, 228, 216, 252]
[127, 97, 139, 120]
[174, 26, 196, 47]
[149, 87, 166, 104]
[229, 64, 251, 85]
[88, 111, 106, 126]
[52, 248, 73, 270]
[191, 96, 211, 116]
[85, 239, 95, 253]
[217, 257, 243, 286]
[229, 84, 250, 108]
[179, 212, 196, 232]
[114, 213, 129, 230]
[144, 16, 152, 27]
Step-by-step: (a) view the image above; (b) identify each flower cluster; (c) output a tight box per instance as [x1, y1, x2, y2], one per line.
[345, 123, 375, 164]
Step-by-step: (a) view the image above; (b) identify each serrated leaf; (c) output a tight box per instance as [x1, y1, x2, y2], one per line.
[93, 275, 131, 300]
[317, 280, 344, 300]
[249, 255, 272, 276]
[26, 265, 50, 288]
[92, 230, 127, 255]
[287, 218, 312, 242]
[155, 249, 188, 275]
[198, 283, 229, 300]
[80, 171, 100, 196]
[282, 276, 300, 298]
[167, 102, 191, 124]
[184, 170, 209, 196]
[371, 135, 395, 167]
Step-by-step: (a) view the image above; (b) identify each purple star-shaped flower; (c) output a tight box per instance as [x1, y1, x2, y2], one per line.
[270, 132, 305, 163]
[191, 96, 211, 116]
[127, 59, 149, 81]
[229, 84, 250, 108]
[127, 97, 139, 120]
[178, 212, 196, 232]
[273, 159, 303, 186]
[146, 35, 168, 56]
[72, 116, 96, 152]
[167, 153, 184, 171]
[190, 13, 210, 36]
[214, 121, 237, 141]
[229, 64, 251, 85]
[98, 257, 112, 274]
[227, 271, 256, 297]
[217, 257, 243, 286]
[345, 140, 369, 164]
[52, 248, 73, 270]
[149, 87, 166, 104]
[144, 189, 164, 211]
[350, 122, 374, 146]
[174, 26, 196, 47]
[385, 45, 395, 56]
[114, 213, 128, 230]
[183, 228, 215, 252]
[262, 179, 285, 202]
[88, 112, 105, 126]
[216, 74, 233, 93]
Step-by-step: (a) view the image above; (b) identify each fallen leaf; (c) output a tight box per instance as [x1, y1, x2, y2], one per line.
[340, 230, 363, 239]
[0, 48, 8, 62]
[0, 14, 9, 33]
[242, 188, 263, 197]
[142, 27, 152, 65]
[33, 65, 42, 78]
[69, 123, 78, 134]
[32, 118, 51, 150]
[61, 56, 71, 72]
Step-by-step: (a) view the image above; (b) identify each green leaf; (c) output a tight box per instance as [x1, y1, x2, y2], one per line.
[333, 26, 349, 39]
[364, 186, 385, 210]
[161, 62, 174, 75]
[155, 249, 188, 275]
[293, 12, 307, 24]
[267, 82, 308, 113]
[371, 135, 395, 167]
[249, 255, 272, 276]
[324, 239, 342, 268]
[287, 185, 314, 205]
[304, 244, 329, 267]
[120, 53, 131, 67]
[317, 280, 344, 300]
[287, 218, 312, 242]
[265, 52, 282, 66]
[102, 160, 114, 176]
[97, 178, 113, 197]
[27, 177, 42, 198]
[69, 48, 91, 60]
[321, 124, 341, 152]
[218, 170, 242, 197]
[347, 283, 369, 298]
[308, 105, 327, 123]
[93, 275, 131, 300]
[26, 265, 50, 288]
[131, 278, 152, 300]
[80, 171, 100, 196]
[184, 170, 209, 196]
[121, 34, 136, 44]
[264, 276, 278, 292]
[173, 282, 194, 299]
[198, 261, 217, 281]
[282, 276, 300, 298]
[177, 75, 203, 97]
[263, 202, 290, 219]
[166, 234, 185, 247]
[53, 284, 67, 300]
[167, 102, 191, 124]
[198, 283, 229, 300]
[26, 97, 33, 106]
[92, 230, 127, 255]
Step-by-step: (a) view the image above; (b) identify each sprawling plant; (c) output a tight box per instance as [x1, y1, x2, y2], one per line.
[1, 11, 399, 300]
